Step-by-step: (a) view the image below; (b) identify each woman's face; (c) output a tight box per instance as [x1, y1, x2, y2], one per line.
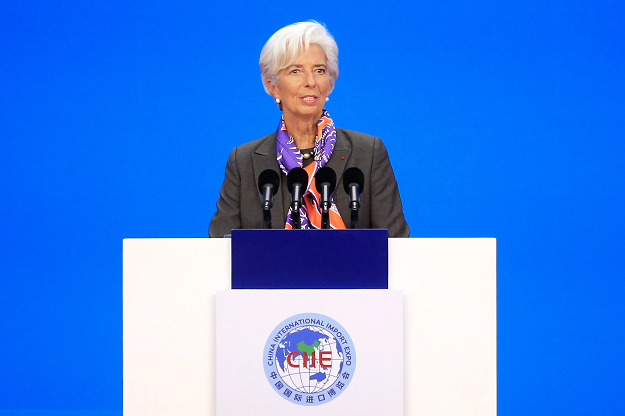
[268, 44, 333, 122]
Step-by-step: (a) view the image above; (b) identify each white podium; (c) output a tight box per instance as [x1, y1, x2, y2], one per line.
[123, 238, 497, 415]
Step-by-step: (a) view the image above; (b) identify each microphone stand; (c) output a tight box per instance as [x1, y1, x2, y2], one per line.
[349, 182, 360, 229]
[343, 167, 364, 230]
[262, 184, 274, 229]
[292, 199, 301, 229]
[287, 167, 308, 230]
[263, 207, 272, 229]
[314, 167, 336, 230]
[350, 209, 359, 229]
[320, 182, 331, 230]
[258, 169, 279, 230]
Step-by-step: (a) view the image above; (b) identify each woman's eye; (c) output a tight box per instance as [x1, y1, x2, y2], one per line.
[291, 69, 300, 74]
[316, 69, 326, 74]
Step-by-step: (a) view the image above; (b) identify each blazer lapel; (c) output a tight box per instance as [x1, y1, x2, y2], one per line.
[326, 129, 352, 193]
[251, 133, 286, 228]
[325, 129, 352, 220]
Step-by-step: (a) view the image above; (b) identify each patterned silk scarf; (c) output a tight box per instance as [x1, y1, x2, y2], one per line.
[276, 110, 346, 230]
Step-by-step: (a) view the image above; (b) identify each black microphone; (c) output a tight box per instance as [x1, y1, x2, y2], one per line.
[343, 167, 365, 229]
[287, 167, 309, 229]
[314, 167, 336, 229]
[257, 169, 280, 229]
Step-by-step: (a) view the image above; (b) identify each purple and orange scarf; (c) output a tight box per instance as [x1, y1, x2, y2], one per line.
[276, 110, 346, 230]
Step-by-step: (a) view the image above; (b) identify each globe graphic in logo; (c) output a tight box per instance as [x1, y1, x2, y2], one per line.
[263, 313, 356, 406]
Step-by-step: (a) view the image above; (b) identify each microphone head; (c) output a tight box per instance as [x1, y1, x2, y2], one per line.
[287, 167, 309, 194]
[343, 167, 365, 194]
[258, 169, 280, 195]
[315, 167, 337, 194]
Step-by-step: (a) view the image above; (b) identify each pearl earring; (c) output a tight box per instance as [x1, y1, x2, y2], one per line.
[325, 97, 330, 102]
[275, 98, 281, 104]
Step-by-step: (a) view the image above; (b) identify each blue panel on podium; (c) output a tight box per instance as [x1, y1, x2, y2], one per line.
[231, 229, 388, 289]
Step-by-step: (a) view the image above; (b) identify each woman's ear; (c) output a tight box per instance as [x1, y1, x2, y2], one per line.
[267, 78, 279, 100]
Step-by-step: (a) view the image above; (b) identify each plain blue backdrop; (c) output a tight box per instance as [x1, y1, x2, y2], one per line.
[1, 0, 624, 414]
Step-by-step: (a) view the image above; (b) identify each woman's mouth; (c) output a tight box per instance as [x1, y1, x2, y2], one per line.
[300, 96, 318, 104]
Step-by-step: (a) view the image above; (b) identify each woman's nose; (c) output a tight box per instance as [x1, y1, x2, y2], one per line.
[304, 70, 317, 87]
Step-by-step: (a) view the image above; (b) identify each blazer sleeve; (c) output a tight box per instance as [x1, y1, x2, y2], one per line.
[370, 137, 410, 237]
[209, 148, 241, 237]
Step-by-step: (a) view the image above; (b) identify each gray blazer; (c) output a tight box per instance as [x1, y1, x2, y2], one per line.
[209, 128, 410, 237]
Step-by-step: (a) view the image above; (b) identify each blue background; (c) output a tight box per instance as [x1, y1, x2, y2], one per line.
[1, 0, 623, 414]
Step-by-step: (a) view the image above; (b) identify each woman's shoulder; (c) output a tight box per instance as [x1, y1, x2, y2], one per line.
[336, 128, 384, 151]
[335, 128, 391, 164]
[230, 132, 277, 156]
[336, 128, 380, 143]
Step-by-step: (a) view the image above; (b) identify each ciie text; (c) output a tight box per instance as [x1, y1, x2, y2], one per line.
[287, 351, 332, 368]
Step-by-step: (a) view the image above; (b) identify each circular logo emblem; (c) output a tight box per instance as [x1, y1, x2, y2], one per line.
[263, 313, 356, 406]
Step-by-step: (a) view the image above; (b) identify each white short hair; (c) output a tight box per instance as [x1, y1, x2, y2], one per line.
[259, 21, 339, 96]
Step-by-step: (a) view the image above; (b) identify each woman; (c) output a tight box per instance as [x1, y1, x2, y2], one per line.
[209, 21, 409, 237]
